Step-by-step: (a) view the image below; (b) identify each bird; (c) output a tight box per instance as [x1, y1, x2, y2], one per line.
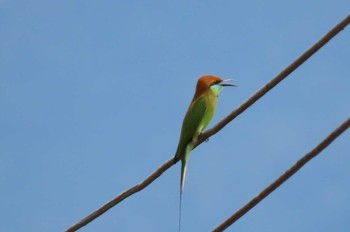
[175, 75, 234, 231]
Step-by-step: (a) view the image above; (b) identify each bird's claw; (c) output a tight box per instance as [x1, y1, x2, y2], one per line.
[199, 132, 209, 143]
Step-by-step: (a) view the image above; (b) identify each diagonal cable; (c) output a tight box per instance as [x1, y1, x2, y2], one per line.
[212, 117, 350, 232]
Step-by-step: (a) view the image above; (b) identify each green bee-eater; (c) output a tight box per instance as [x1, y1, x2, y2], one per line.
[175, 75, 234, 230]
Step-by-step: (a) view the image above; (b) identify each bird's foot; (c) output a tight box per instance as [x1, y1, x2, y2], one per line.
[199, 132, 209, 143]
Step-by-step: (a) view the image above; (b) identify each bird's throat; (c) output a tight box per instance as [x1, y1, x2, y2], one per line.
[210, 84, 223, 97]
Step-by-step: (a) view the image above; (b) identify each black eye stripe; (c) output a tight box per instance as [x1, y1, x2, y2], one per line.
[210, 80, 221, 86]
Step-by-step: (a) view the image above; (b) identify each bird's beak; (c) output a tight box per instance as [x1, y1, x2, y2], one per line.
[220, 79, 236, 87]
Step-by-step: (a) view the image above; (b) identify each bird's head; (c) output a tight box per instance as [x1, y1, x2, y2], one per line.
[194, 75, 235, 99]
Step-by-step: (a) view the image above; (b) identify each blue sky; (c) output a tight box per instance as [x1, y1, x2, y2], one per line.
[1, 1, 349, 232]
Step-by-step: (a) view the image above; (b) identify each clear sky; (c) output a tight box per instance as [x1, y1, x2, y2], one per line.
[1, 1, 349, 232]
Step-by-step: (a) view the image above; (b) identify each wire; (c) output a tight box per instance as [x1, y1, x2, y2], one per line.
[212, 117, 350, 232]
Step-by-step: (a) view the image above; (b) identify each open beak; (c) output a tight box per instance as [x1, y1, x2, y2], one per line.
[220, 79, 236, 87]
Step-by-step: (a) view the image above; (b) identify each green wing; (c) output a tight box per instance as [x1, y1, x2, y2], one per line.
[175, 95, 207, 159]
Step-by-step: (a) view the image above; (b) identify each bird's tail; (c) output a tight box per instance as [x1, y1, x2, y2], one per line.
[180, 160, 187, 194]
[178, 144, 192, 232]
[179, 160, 187, 232]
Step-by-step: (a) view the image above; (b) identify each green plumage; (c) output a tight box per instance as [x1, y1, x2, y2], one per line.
[175, 84, 221, 193]
[175, 75, 233, 231]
